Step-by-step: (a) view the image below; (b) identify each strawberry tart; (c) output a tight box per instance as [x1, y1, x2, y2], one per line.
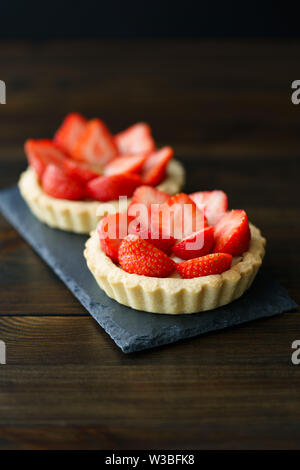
[84, 186, 266, 314]
[19, 113, 185, 233]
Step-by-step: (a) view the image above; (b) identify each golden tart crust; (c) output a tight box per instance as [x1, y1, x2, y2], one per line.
[84, 223, 266, 314]
[18, 159, 185, 234]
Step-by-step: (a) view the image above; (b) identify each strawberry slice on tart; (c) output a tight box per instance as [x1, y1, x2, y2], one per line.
[62, 158, 101, 183]
[24, 139, 67, 180]
[104, 153, 147, 176]
[98, 212, 135, 263]
[141, 146, 174, 186]
[190, 190, 228, 226]
[128, 192, 207, 254]
[54, 112, 87, 156]
[172, 225, 215, 260]
[128, 185, 171, 211]
[213, 209, 251, 256]
[151, 193, 208, 243]
[86, 173, 142, 202]
[42, 164, 86, 201]
[176, 253, 233, 279]
[115, 122, 155, 155]
[73, 118, 117, 166]
[127, 185, 174, 253]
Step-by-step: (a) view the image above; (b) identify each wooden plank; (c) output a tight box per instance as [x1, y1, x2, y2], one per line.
[0, 315, 299, 448]
[1, 40, 300, 159]
[0, 314, 299, 366]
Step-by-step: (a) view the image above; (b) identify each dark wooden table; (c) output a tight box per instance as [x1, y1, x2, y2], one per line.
[0, 39, 299, 450]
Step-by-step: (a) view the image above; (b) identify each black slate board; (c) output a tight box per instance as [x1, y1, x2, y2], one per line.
[0, 186, 297, 353]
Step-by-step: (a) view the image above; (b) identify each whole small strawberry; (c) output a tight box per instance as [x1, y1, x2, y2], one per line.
[118, 234, 175, 278]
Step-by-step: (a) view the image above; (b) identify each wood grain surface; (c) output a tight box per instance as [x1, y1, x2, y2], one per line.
[0, 39, 299, 450]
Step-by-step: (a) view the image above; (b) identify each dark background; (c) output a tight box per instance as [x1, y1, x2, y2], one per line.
[1, 0, 299, 39]
[0, 0, 300, 451]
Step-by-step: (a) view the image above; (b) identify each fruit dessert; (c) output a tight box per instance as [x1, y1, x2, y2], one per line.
[19, 114, 185, 233]
[84, 186, 266, 314]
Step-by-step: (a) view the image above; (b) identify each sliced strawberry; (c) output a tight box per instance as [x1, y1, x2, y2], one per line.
[42, 164, 85, 201]
[63, 158, 100, 183]
[73, 118, 117, 166]
[128, 185, 171, 213]
[54, 113, 87, 156]
[86, 173, 142, 202]
[176, 253, 233, 279]
[213, 209, 251, 256]
[141, 146, 174, 186]
[151, 193, 208, 242]
[118, 234, 175, 278]
[104, 153, 147, 176]
[115, 122, 155, 155]
[172, 226, 215, 260]
[24, 139, 67, 180]
[129, 221, 176, 254]
[127, 185, 173, 253]
[190, 190, 228, 225]
[98, 212, 134, 263]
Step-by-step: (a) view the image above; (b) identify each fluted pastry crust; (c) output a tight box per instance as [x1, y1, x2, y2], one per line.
[18, 159, 185, 234]
[84, 223, 266, 314]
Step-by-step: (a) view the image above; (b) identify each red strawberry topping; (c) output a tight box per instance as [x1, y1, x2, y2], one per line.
[63, 159, 101, 183]
[86, 173, 142, 202]
[24, 139, 67, 180]
[176, 253, 233, 279]
[104, 153, 147, 176]
[213, 209, 251, 256]
[98, 212, 135, 263]
[54, 113, 87, 156]
[42, 164, 85, 201]
[190, 190, 228, 225]
[141, 146, 174, 186]
[127, 185, 173, 253]
[128, 185, 171, 213]
[118, 234, 175, 278]
[151, 193, 208, 242]
[115, 122, 155, 155]
[172, 226, 215, 260]
[73, 118, 117, 166]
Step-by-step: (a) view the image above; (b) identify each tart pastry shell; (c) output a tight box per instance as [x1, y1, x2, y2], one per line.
[84, 223, 266, 314]
[18, 159, 185, 234]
